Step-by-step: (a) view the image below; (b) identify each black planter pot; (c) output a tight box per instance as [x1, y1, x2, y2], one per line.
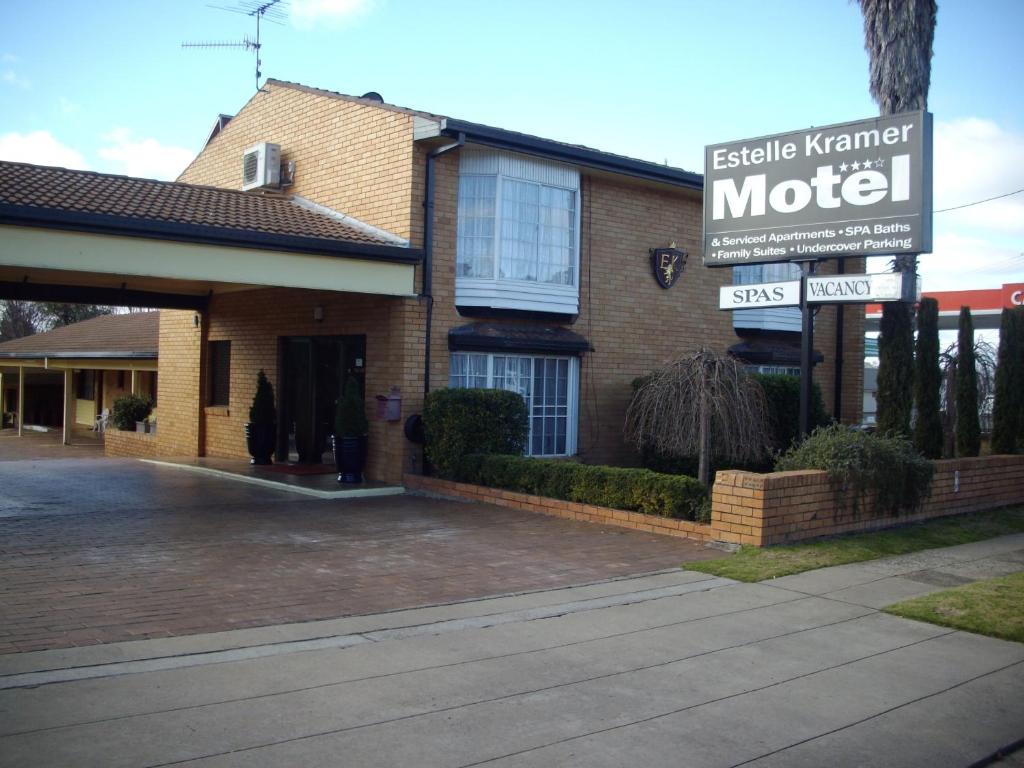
[245, 422, 276, 465]
[332, 434, 366, 483]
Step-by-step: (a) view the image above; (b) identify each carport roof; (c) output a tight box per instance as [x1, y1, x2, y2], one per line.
[0, 161, 420, 263]
[0, 311, 158, 359]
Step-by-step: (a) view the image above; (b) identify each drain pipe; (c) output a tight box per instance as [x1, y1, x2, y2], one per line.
[422, 133, 465, 398]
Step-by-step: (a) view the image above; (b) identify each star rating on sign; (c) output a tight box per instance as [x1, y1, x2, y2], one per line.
[839, 162, 849, 172]
[851, 160, 861, 171]
[838, 158, 886, 175]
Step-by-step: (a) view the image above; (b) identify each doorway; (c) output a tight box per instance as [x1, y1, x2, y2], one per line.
[277, 335, 366, 464]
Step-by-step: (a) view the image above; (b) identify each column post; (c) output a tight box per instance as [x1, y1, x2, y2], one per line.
[63, 369, 74, 446]
[17, 366, 25, 437]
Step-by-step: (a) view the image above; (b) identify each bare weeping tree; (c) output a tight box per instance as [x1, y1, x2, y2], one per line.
[625, 349, 772, 488]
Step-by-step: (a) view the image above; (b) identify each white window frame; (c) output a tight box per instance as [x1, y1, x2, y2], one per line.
[448, 351, 580, 457]
[456, 150, 582, 315]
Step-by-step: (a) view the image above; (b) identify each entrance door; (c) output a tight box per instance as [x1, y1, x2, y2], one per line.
[278, 335, 366, 464]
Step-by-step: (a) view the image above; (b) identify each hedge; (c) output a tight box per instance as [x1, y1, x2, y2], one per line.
[750, 373, 830, 453]
[424, 388, 528, 478]
[775, 423, 934, 517]
[453, 454, 710, 522]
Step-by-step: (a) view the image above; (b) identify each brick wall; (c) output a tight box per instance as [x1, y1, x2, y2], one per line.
[712, 454, 1024, 546]
[178, 82, 420, 243]
[404, 473, 714, 543]
[200, 287, 422, 484]
[154, 310, 203, 457]
[104, 429, 163, 459]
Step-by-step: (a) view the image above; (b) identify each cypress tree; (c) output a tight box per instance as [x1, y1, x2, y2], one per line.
[991, 307, 1023, 454]
[876, 300, 914, 437]
[913, 298, 943, 458]
[955, 307, 981, 457]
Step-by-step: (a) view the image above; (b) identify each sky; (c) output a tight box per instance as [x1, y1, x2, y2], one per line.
[1, 0, 1021, 300]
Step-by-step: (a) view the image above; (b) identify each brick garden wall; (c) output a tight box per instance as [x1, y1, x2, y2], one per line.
[104, 429, 164, 459]
[712, 454, 1024, 546]
[404, 473, 714, 543]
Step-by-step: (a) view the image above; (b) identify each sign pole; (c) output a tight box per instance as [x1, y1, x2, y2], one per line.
[798, 260, 818, 439]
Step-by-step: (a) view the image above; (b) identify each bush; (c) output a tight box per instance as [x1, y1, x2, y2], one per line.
[775, 423, 934, 517]
[454, 454, 709, 522]
[111, 393, 154, 431]
[631, 373, 828, 474]
[751, 373, 830, 453]
[249, 369, 276, 425]
[335, 378, 368, 437]
[956, 307, 981, 457]
[424, 388, 528, 478]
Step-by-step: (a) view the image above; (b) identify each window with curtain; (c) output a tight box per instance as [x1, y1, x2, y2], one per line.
[448, 351, 577, 457]
[456, 151, 580, 314]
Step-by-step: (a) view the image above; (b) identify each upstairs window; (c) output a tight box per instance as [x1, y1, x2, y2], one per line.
[456, 150, 580, 314]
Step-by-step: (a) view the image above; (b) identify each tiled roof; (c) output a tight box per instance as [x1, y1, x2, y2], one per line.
[0, 161, 417, 260]
[0, 311, 159, 359]
[449, 322, 592, 354]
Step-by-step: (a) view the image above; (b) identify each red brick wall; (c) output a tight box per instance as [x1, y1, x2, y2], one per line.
[200, 287, 422, 484]
[712, 454, 1024, 546]
[404, 473, 714, 543]
[104, 429, 163, 459]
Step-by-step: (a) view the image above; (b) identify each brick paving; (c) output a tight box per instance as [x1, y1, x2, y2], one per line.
[0, 457, 717, 654]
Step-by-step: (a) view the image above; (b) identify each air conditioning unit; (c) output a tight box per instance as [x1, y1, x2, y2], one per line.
[241, 142, 281, 191]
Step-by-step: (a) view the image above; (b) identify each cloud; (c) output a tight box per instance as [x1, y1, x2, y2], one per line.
[97, 128, 194, 181]
[0, 130, 87, 169]
[913, 232, 1023, 293]
[290, 0, 374, 28]
[932, 118, 1024, 236]
[1, 69, 30, 89]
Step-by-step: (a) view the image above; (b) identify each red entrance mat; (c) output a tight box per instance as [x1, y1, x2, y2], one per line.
[261, 463, 337, 476]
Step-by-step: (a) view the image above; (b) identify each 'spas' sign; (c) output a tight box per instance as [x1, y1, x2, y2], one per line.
[805, 273, 905, 303]
[703, 111, 932, 267]
[719, 280, 800, 310]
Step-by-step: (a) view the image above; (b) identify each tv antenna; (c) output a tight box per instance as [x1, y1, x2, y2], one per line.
[182, 0, 289, 92]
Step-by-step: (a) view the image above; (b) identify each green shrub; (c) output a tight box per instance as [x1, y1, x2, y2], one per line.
[956, 307, 981, 457]
[751, 373, 830, 453]
[335, 378, 368, 437]
[775, 423, 934, 517]
[424, 388, 528, 478]
[453, 454, 709, 522]
[111, 393, 154, 431]
[249, 369, 276, 425]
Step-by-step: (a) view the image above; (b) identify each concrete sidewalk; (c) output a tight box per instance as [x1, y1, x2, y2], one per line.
[0, 537, 1022, 767]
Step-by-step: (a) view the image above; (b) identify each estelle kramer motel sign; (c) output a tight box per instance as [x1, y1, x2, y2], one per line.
[703, 111, 932, 267]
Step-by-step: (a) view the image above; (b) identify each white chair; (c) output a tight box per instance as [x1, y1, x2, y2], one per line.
[93, 408, 110, 434]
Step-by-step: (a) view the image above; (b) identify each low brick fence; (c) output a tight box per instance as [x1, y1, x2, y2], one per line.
[104, 429, 163, 459]
[407, 455, 1024, 548]
[403, 474, 715, 543]
[712, 454, 1024, 546]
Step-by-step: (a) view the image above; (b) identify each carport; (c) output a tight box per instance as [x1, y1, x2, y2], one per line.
[0, 161, 422, 467]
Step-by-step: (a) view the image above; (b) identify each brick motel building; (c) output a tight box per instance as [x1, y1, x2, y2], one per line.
[0, 80, 864, 484]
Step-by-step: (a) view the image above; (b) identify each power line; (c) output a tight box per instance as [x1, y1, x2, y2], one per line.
[934, 187, 1024, 213]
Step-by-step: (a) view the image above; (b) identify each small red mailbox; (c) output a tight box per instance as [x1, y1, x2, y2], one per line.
[375, 387, 402, 421]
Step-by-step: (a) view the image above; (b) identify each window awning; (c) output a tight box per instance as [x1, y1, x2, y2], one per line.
[729, 334, 823, 366]
[448, 322, 592, 355]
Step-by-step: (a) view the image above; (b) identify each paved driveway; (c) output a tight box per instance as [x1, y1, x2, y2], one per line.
[0, 542, 1021, 767]
[0, 457, 716, 654]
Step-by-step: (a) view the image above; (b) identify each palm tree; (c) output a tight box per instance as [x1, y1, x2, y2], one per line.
[858, 0, 937, 435]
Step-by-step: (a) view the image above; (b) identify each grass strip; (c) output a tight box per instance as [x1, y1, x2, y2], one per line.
[884, 572, 1024, 643]
[685, 506, 1024, 582]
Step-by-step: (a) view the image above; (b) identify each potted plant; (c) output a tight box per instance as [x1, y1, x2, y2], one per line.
[245, 370, 277, 465]
[333, 378, 368, 483]
[111, 394, 153, 432]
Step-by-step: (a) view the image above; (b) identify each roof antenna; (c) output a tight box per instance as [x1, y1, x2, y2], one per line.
[182, 0, 288, 92]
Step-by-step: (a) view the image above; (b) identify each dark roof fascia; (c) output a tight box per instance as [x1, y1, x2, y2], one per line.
[439, 119, 704, 191]
[0, 351, 157, 360]
[0, 205, 423, 265]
